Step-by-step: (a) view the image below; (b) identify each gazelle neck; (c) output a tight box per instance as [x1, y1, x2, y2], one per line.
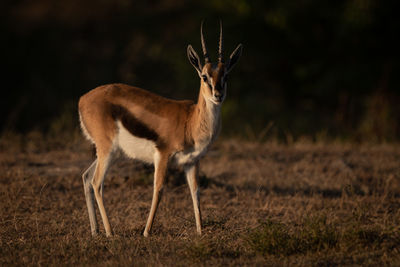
[190, 84, 222, 143]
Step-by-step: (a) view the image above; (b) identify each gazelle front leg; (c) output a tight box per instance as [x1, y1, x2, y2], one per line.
[185, 162, 202, 235]
[143, 151, 169, 237]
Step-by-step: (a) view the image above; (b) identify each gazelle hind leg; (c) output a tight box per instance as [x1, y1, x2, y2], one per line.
[92, 150, 114, 237]
[82, 159, 98, 236]
[185, 163, 202, 235]
[143, 151, 169, 237]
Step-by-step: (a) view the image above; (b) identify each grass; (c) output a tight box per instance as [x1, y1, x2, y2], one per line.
[1, 134, 400, 265]
[248, 216, 339, 256]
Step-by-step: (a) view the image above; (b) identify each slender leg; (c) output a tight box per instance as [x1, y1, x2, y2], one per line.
[185, 162, 202, 235]
[82, 159, 98, 236]
[143, 151, 169, 237]
[100, 182, 104, 198]
[92, 153, 113, 237]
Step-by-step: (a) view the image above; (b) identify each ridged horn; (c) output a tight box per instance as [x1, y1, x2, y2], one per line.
[218, 20, 224, 63]
[201, 20, 210, 63]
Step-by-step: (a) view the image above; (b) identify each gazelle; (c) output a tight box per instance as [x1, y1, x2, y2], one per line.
[78, 21, 242, 237]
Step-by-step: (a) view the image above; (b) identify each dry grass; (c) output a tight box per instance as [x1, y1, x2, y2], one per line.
[1, 135, 400, 266]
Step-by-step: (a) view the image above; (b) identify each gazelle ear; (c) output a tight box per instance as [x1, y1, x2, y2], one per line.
[187, 45, 202, 76]
[226, 44, 243, 74]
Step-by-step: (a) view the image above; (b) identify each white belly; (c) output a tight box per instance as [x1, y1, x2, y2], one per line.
[116, 121, 156, 164]
[116, 121, 213, 166]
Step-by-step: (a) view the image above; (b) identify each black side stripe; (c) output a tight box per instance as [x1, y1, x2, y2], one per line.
[111, 104, 164, 148]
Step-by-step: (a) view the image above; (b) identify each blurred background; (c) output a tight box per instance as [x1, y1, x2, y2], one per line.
[2, 0, 400, 142]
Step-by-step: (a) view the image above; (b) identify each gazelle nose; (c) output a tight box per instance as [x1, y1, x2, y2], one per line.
[214, 92, 224, 102]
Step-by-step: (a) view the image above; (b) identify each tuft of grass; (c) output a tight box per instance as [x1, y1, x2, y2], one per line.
[342, 224, 400, 249]
[184, 239, 213, 261]
[248, 220, 296, 256]
[248, 216, 338, 256]
[299, 215, 338, 251]
[248, 215, 400, 259]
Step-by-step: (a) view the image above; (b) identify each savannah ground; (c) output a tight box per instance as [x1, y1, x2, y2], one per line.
[0, 133, 399, 266]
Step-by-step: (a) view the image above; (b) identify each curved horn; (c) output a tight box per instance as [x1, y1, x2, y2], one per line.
[201, 21, 210, 63]
[218, 20, 224, 63]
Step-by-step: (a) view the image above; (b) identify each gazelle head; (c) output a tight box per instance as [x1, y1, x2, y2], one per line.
[187, 21, 243, 105]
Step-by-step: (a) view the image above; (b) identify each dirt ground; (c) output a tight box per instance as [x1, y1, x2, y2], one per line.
[1, 136, 399, 266]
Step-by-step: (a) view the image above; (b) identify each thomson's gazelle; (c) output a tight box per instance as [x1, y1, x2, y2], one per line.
[79, 21, 242, 237]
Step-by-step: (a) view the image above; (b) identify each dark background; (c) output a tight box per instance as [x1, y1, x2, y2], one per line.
[2, 0, 400, 142]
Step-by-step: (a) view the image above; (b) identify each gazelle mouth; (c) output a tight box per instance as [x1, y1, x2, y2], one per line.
[212, 96, 224, 104]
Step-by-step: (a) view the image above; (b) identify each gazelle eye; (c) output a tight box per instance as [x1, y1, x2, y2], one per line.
[202, 75, 207, 82]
